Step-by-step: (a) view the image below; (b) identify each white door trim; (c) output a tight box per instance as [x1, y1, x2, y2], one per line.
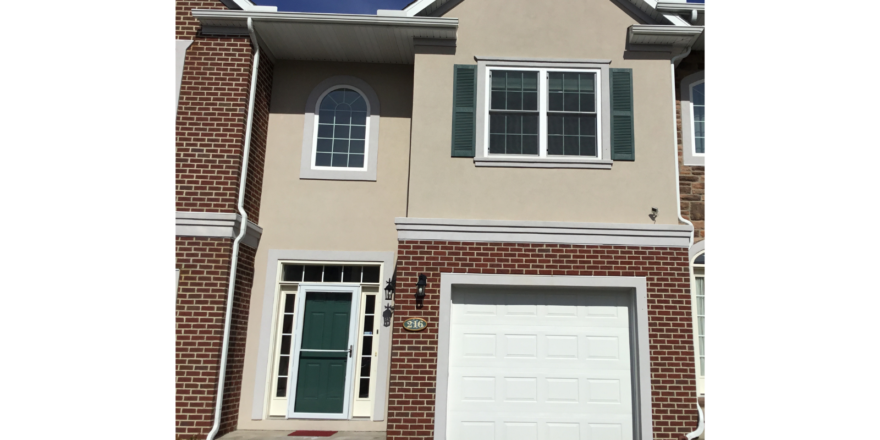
[286, 283, 362, 419]
[435, 273, 653, 440]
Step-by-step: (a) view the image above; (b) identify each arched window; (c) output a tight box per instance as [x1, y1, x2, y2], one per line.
[300, 77, 381, 181]
[315, 88, 369, 169]
[691, 250, 705, 395]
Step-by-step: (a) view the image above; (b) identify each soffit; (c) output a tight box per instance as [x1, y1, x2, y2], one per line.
[192, 10, 458, 64]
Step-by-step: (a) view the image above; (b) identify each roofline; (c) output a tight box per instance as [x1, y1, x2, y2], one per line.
[191, 9, 458, 27]
[629, 24, 704, 37]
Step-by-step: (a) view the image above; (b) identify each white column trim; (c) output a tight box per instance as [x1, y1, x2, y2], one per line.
[175, 40, 193, 113]
[434, 273, 653, 440]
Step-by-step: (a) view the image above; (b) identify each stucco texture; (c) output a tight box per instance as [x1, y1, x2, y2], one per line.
[238, 61, 413, 430]
[407, 0, 680, 225]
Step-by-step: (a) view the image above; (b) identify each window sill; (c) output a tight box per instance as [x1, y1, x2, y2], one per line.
[299, 168, 377, 181]
[473, 157, 613, 169]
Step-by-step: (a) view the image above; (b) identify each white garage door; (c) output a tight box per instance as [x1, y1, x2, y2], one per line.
[447, 286, 635, 440]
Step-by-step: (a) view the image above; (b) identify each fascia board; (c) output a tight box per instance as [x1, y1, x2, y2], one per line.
[630, 24, 704, 38]
[656, 2, 705, 12]
[192, 9, 458, 28]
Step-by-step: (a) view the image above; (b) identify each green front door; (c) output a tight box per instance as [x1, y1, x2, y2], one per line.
[293, 291, 353, 414]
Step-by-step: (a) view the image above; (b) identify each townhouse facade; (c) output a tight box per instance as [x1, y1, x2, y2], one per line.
[174, 0, 706, 439]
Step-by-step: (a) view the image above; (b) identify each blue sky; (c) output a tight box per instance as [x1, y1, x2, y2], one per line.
[253, 0, 413, 14]
[253, 0, 703, 14]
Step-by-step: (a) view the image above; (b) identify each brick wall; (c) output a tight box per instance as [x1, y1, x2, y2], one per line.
[676, 51, 705, 244]
[387, 240, 698, 440]
[175, 238, 258, 438]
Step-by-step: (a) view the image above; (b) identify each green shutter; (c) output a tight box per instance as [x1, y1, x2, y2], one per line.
[451, 64, 477, 157]
[610, 68, 635, 161]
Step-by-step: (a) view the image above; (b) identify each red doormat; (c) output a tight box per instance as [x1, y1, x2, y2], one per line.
[288, 431, 337, 437]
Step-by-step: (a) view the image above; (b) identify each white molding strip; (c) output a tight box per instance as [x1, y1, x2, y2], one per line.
[252, 250, 396, 422]
[175, 211, 263, 248]
[396, 217, 692, 248]
[433, 274, 653, 440]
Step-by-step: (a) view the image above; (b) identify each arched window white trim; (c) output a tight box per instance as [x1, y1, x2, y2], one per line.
[300, 76, 381, 181]
[680, 71, 704, 166]
[689, 241, 705, 395]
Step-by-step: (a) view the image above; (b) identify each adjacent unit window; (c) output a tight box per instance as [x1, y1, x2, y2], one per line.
[315, 88, 369, 169]
[485, 66, 603, 159]
[690, 81, 705, 154]
[692, 252, 705, 381]
[680, 71, 705, 166]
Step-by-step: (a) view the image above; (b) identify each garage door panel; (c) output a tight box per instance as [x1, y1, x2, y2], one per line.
[448, 287, 635, 440]
[448, 417, 634, 440]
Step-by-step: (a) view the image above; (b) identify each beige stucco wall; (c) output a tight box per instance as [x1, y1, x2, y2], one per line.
[407, 0, 680, 225]
[238, 61, 412, 430]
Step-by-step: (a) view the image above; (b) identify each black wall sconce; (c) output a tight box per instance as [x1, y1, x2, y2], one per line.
[382, 304, 394, 327]
[384, 277, 395, 301]
[415, 274, 427, 309]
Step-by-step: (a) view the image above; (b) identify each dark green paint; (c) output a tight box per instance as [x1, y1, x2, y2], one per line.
[294, 292, 352, 414]
[451, 64, 477, 157]
[610, 68, 635, 161]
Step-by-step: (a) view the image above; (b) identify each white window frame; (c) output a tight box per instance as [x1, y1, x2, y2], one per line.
[300, 76, 381, 181]
[690, 251, 705, 395]
[680, 71, 704, 166]
[310, 85, 371, 173]
[473, 57, 613, 169]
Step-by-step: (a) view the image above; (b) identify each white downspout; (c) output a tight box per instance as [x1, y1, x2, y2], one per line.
[205, 16, 261, 440]
[671, 45, 704, 440]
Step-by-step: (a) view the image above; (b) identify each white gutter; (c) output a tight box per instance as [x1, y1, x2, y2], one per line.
[205, 16, 261, 440]
[191, 9, 459, 28]
[669, 46, 703, 440]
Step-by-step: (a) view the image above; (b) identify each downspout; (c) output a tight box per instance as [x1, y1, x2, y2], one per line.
[206, 16, 261, 440]
[671, 45, 704, 440]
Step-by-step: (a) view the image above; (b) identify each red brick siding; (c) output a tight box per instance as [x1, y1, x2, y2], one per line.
[675, 51, 705, 244]
[387, 240, 698, 440]
[175, 237, 258, 437]
[242, 56, 274, 223]
[176, 0, 228, 40]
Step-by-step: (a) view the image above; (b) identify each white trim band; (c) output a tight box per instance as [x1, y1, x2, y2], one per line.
[396, 217, 693, 247]
[175, 211, 263, 248]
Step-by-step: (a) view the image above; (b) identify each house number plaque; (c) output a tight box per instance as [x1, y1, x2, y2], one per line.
[402, 317, 428, 332]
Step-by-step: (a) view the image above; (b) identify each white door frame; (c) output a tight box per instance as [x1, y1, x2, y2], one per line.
[434, 273, 654, 440]
[286, 283, 362, 419]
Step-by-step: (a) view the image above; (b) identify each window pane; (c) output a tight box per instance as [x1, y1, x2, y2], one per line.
[361, 336, 373, 355]
[284, 293, 296, 313]
[350, 140, 365, 154]
[358, 378, 370, 398]
[549, 93, 563, 112]
[280, 335, 291, 354]
[282, 314, 294, 333]
[331, 153, 348, 167]
[522, 73, 537, 91]
[692, 82, 705, 106]
[316, 138, 332, 153]
[304, 265, 323, 282]
[548, 73, 563, 91]
[522, 135, 538, 155]
[506, 135, 522, 154]
[283, 265, 303, 282]
[364, 316, 374, 334]
[317, 124, 333, 138]
[491, 91, 506, 110]
[523, 114, 538, 134]
[563, 93, 578, 112]
[278, 356, 289, 378]
[579, 93, 595, 112]
[523, 92, 538, 111]
[350, 126, 366, 140]
[563, 136, 579, 155]
[580, 136, 597, 157]
[348, 154, 365, 168]
[350, 95, 367, 112]
[365, 295, 376, 314]
[548, 114, 563, 135]
[360, 357, 372, 377]
[563, 74, 578, 91]
[333, 139, 349, 153]
[507, 91, 522, 110]
[276, 377, 288, 398]
[579, 114, 597, 136]
[492, 71, 506, 90]
[547, 135, 563, 155]
[323, 266, 343, 282]
[362, 266, 380, 283]
[351, 111, 367, 126]
[342, 266, 362, 282]
[507, 72, 522, 90]
[579, 73, 595, 92]
[489, 134, 505, 154]
[315, 153, 331, 167]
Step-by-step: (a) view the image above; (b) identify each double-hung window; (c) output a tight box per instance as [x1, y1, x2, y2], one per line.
[462, 59, 632, 169]
[680, 71, 705, 166]
[487, 68, 600, 159]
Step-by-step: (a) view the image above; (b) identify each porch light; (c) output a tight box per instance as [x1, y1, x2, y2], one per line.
[384, 277, 395, 301]
[415, 274, 427, 298]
